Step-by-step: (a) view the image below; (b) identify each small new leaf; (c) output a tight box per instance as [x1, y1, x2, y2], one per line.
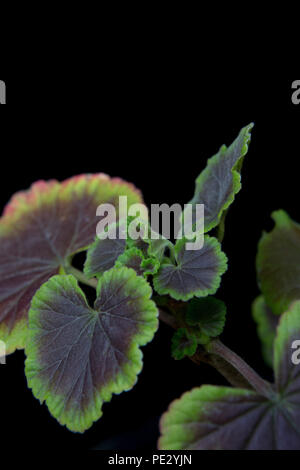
[171, 329, 198, 361]
[140, 257, 160, 277]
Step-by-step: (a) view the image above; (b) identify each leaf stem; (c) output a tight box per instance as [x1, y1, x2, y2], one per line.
[159, 309, 179, 329]
[158, 307, 256, 390]
[191, 350, 254, 390]
[66, 265, 98, 289]
[207, 339, 275, 398]
[158, 307, 275, 395]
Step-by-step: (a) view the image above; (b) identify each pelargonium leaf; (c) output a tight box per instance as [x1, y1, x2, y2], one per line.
[0, 175, 142, 354]
[257, 210, 300, 315]
[116, 248, 160, 278]
[84, 217, 155, 279]
[183, 123, 253, 233]
[159, 386, 269, 450]
[84, 237, 126, 279]
[171, 329, 198, 361]
[115, 247, 145, 276]
[159, 302, 300, 450]
[25, 267, 158, 433]
[153, 236, 227, 301]
[140, 257, 160, 277]
[186, 297, 226, 338]
[252, 296, 278, 367]
[126, 224, 150, 255]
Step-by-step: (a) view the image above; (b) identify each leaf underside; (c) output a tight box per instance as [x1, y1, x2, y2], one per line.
[25, 268, 158, 433]
[159, 301, 300, 450]
[0, 175, 142, 354]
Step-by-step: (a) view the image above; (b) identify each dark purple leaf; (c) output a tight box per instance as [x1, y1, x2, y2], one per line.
[25, 268, 158, 432]
[0, 175, 142, 353]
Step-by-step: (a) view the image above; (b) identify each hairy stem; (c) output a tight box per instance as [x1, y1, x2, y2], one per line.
[207, 339, 275, 398]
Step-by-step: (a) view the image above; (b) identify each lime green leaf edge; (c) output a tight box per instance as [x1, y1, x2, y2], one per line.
[153, 236, 228, 302]
[158, 385, 255, 450]
[25, 269, 159, 433]
[199, 123, 254, 233]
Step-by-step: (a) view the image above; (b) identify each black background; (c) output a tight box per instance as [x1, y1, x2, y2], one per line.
[0, 75, 299, 450]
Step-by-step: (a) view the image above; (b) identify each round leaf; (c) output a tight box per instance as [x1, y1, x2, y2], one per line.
[153, 236, 227, 301]
[25, 268, 158, 433]
[0, 175, 142, 354]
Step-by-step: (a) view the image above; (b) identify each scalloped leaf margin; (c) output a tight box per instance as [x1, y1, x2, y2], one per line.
[25, 268, 158, 433]
[0, 174, 142, 354]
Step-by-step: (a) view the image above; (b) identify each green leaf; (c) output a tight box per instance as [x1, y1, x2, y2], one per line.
[116, 248, 160, 278]
[169, 298, 225, 361]
[140, 257, 160, 277]
[257, 210, 300, 315]
[252, 296, 278, 367]
[186, 297, 226, 338]
[183, 123, 254, 233]
[171, 329, 198, 360]
[159, 301, 300, 450]
[153, 236, 227, 301]
[0, 175, 142, 354]
[25, 268, 158, 433]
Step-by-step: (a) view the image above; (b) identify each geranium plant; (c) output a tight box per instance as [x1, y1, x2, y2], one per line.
[1, 124, 299, 450]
